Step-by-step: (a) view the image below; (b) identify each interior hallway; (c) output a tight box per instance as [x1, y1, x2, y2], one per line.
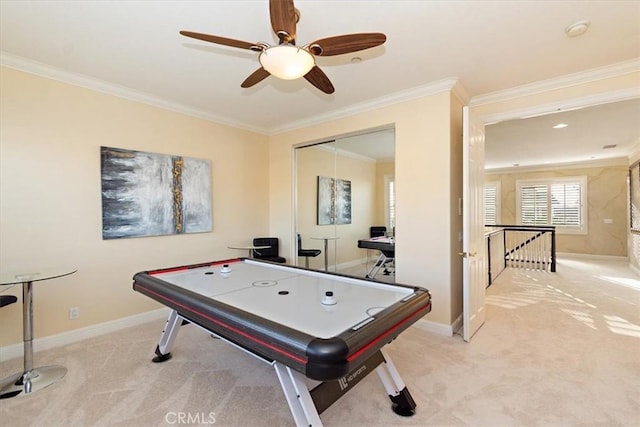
[0, 255, 638, 426]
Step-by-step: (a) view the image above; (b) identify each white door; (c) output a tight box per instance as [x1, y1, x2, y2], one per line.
[462, 106, 487, 342]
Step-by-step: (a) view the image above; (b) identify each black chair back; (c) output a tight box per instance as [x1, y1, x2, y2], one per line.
[370, 226, 387, 238]
[253, 237, 286, 263]
[0, 295, 18, 308]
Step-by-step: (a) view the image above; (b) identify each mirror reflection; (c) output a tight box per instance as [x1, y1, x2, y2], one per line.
[295, 128, 395, 282]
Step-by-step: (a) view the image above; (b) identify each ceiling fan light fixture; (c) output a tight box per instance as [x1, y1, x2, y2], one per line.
[259, 45, 315, 80]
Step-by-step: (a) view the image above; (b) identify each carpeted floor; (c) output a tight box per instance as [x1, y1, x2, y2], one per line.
[1, 255, 638, 426]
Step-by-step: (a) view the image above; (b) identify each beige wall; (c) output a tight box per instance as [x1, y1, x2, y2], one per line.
[2, 63, 635, 349]
[449, 94, 464, 321]
[268, 91, 463, 326]
[0, 67, 270, 346]
[295, 144, 376, 269]
[486, 164, 629, 256]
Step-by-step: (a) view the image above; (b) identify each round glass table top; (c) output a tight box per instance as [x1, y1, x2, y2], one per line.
[0, 268, 77, 286]
[228, 245, 271, 250]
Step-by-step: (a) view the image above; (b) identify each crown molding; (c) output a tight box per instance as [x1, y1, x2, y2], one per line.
[480, 86, 640, 126]
[269, 77, 459, 135]
[485, 156, 629, 175]
[451, 79, 470, 105]
[0, 51, 267, 134]
[627, 139, 640, 164]
[1, 51, 461, 136]
[316, 143, 377, 163]
[7, 47, 634, 137]
[470, 58, 640, 107]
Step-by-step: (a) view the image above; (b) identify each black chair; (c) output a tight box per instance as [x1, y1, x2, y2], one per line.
[0, 295, 18, 308]
[297, 233, 321, 268]
[370, 226, 387, 238]
[252, 237, 286, 263]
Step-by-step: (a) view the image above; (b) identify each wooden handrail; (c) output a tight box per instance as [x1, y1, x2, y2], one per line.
[505, 231, 545, 256]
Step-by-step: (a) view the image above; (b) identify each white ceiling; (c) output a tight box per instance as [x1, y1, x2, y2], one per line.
[486, 98, 640, 171]
[1, 1, 639, 166]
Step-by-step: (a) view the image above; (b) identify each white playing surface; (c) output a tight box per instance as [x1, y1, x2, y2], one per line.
[152, 259, 413, 338]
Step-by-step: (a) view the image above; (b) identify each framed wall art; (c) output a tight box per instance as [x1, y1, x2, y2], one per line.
[101, 146, 212, 239]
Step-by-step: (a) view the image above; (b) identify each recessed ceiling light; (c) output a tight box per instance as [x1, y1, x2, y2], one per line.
[553, 123, 569, 129]
[565, 20, 590, 37]
[351, 57, 362, 63]
[602, 144, 617, 149]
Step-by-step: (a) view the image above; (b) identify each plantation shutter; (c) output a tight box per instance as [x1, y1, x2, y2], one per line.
[551, 183, 581, 226]
[388, 179, 396, 229]
[520, 184, 548, 225]
[484, 185, 497, 225]
[517, 177, 586, 233]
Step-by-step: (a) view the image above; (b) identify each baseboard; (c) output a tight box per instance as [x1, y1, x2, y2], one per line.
[557, 252, 628, 261]
[336, 257, 371, 271]
[412, 318, 456, 337]
[1, 307, 459, 364]
[0, 308, 169, 363]
[629, 263, 640, 277]
[451, 313, 463, 335]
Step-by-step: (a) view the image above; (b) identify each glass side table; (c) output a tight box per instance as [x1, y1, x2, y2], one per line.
[310, 237, 340, 271]
[0, 267, 77, 399]
[228, 245, 271, 259]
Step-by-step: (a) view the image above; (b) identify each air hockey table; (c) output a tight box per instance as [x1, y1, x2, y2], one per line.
[133, 258, 431, 426]
[357, 236, 395, 279]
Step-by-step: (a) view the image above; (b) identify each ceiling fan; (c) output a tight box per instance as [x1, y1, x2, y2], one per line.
[179, 0, 386, 94]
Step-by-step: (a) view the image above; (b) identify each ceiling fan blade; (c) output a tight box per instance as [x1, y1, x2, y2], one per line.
[241, 68, 271, 88]
[308, 33, 387, 56]
[180, 31, 261, 51]
[304, 66, 335, 94]
[269, 0, 297, 43]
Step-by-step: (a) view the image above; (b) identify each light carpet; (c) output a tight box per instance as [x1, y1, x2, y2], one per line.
[1, 255, 638, 426]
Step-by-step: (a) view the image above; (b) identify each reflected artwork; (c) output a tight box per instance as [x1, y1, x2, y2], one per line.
[317, 176, 352, 225]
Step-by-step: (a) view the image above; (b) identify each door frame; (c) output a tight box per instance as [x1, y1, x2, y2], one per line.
[462, 88, 639, 340]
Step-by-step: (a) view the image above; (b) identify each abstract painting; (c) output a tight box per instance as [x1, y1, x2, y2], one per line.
[101, 146, 212, 239]
[317, 176, 352, 225]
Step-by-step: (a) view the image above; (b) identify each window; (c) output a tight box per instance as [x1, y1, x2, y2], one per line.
[484, 181, 501, 225]
[630, 161, 640, 232]
[385, 175, 395, 230]
[516, 177, 587, 234]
